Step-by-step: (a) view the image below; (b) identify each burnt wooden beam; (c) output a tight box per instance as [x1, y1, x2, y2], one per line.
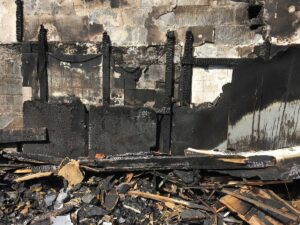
[2, 152, 276, 172]
[0, 128, 47, 144]
[102, 32, 111, 106]
[160, 31, 176, 153]
[164, 31, 176, 108]
[189, 58, 254, 67]
[179, 31, 194, 106]
[15, 0, 23, 42]
[79, 155, 275, 172]
[37, 25, 48, 102]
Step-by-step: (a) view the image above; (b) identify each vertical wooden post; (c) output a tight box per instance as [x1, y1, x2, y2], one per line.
[16, 0, 23, 42]
[160, 31, 175, 153]
[37, 25, 48, 103]
[179, 31, 194, 106]
[102, 32, 111, 106]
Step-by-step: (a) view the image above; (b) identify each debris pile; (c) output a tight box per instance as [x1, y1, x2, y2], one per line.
[0, 154, 299, 225]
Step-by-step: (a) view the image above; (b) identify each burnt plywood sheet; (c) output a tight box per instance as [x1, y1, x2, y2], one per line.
[89, 106, 157, 156]
[23, 101, 88, 158]
[228, 46, 300, 151]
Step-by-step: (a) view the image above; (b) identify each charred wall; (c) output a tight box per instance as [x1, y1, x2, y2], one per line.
[0, 0, 300, 156]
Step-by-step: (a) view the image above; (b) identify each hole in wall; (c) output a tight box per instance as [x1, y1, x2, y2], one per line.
[248, 5, 262, 19]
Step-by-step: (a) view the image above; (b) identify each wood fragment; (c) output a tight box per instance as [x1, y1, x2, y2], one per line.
[221, 188, 300, 223]
[218, 158, 247, 164]
[58, 160, 84, 187]
[79, 155, 275, 172]
[15, 172, 52, 183]
[220, 194, 283, 225]
[226, 180, 293, 186]
[14, 169, 33, 174]
[128, 191, 208, 210]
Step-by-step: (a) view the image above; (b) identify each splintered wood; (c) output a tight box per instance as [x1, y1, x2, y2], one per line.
[220, 186, 300, 225]
[58, 159, 84, 187]
[14, 172, 52, 183]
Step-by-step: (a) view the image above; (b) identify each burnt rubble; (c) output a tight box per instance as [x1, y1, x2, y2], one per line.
[0, 155, 299, 225]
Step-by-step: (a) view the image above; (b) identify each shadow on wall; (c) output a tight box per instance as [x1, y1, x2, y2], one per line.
[173, 45, 300, 154]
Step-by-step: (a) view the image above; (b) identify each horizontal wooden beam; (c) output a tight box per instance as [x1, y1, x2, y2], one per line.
[0, 127, 47, 144]
[79, 155, 275, 172]
[182, 58, 254, 67]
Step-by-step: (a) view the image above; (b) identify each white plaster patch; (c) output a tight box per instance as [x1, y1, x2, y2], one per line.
[0, 0, 16, 43]
[194, 44, 240, 58]
[191, 67, 232, 104]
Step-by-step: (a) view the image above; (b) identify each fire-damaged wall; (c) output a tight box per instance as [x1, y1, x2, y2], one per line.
[0, 0, 300, 157]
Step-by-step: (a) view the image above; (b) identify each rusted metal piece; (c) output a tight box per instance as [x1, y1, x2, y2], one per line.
[102, 32, 111, 106]
[0, 127, 47, 144]
[37, 25, 48, 102]
[15, 0, 23, 42]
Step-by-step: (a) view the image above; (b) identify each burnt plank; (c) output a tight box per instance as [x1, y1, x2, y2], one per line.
[0, 127, 47, 144]
[80, 155, 275, 172]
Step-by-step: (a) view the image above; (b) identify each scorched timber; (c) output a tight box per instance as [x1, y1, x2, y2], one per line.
[79, 155, 275, 172]
[0, 127, 47, 144]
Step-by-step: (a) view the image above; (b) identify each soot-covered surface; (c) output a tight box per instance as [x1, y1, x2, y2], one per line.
[172, 83, 231, 155]
[89, 106, 157, 156]
[23, 101, 88, 158]
[173, 46, 300, 154]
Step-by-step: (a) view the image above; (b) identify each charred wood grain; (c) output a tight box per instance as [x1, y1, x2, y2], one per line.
[102, 32, 111, 106]
[15, 0, 23, 42]
[179, 31, 194, 106]
[80, 155, 275, 172]
[37, 25, 48, 102]
[190, 58, 254, 67]
[161, 31, 176, 153]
